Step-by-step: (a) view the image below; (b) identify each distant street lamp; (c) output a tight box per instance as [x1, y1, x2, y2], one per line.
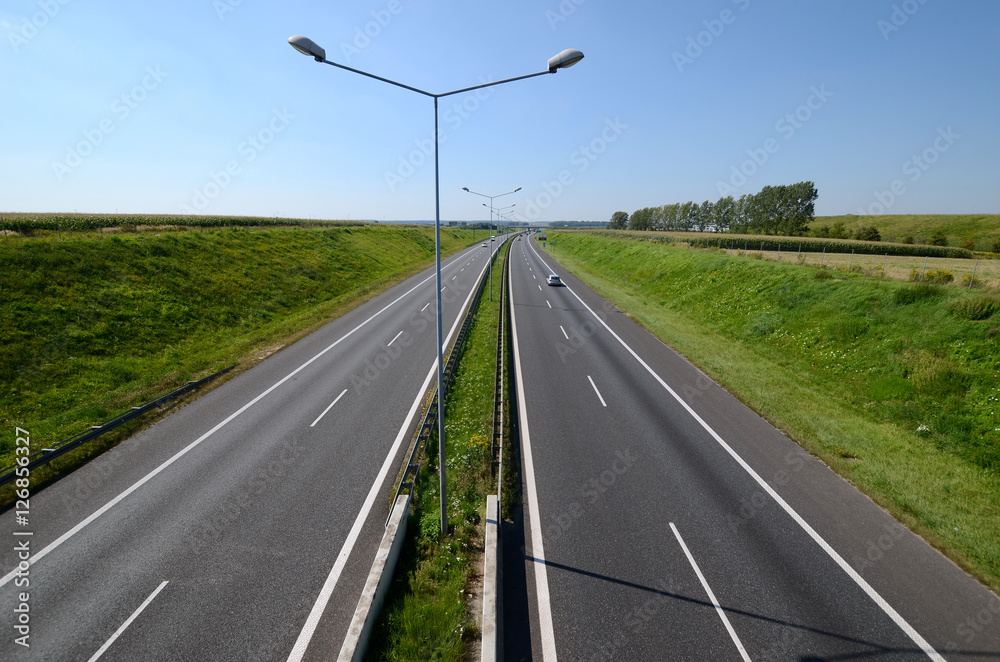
[464, 187, 521, 301]
[288, 35, 583, 537]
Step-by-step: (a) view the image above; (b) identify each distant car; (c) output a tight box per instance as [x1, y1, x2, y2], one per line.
[482, 242, 487, 247]
[546, 274, 562, 286]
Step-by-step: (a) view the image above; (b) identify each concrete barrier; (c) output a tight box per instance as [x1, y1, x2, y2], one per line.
[338, 492, 411, 662]
[481, 494, 501, 662]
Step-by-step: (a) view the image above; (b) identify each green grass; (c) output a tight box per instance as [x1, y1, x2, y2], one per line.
[543, 231, 1000, 592]
[367, 245, 504, 661]
[813, 214, 1000, 250]
[0, 225, 478, 478]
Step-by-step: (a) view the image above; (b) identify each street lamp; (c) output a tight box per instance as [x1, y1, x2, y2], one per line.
[464, 187, 521, 301]
[288, 35, 583, 537]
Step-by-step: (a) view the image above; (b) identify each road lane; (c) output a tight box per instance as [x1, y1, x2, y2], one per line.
[507, 236, 1000, 661]
[0, 238, 505, 661]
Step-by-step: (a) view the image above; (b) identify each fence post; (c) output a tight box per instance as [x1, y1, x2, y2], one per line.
[882, 253, 887, 278]
[969, 259, 979, 290]
[822, 247, 825, 266]
[921, 256, 928, 281]
[849, 249, 854, 271]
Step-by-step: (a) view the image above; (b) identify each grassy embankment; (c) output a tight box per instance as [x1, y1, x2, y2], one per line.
[543, 231, 1000, 592]
[813, 214, 1000, 250]
[366, 243, 506, 661]
[0, 225, 477, 488]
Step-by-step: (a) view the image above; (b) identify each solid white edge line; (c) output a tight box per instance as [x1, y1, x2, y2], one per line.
[586, 375, 607, 408]
[559, 325, 569, 340]
[0, 244, 481, 589]
[87, 580, 169, 662]
[286, 241, 496, 662]
[509, 260, 559, 662]
[527, 241, 945, 662]
[387, 330, 405, 347]
[670, 523, 752, 662]
[310, 389, 349, 428]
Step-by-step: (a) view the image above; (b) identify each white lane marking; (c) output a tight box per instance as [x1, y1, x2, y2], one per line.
[442, 287, 447, 292]
[388, 330, 405, 347]
[88, 581, 168, 662]
[525, 240, 945, 662]
[452, 276, 457, 280]
[587, 376, 607, 407]
[533, 275, 537, 280]
[310, 389, 348, 428]
[671, 524, 751, 662]
[509, 267, 559, 662]
[421, 303, 430, 312]
[546, 300, 552, 309]
[287, 244, 494, 662]
[0, 263, 449, 589]
[560, 325, 569, 340]
[537, 285, 542, 291]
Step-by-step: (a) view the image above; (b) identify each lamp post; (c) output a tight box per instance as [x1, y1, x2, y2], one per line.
[288, 35, 583, 537]
[464, 187, 521, 301]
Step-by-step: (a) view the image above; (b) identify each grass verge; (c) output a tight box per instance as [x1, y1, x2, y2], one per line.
[0, 225, 478, 497]
[366, 243, 505, 661]
[543, 231, 1000, 593]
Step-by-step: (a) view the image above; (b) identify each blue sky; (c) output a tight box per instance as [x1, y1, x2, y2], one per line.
[2, 0, 997, 223]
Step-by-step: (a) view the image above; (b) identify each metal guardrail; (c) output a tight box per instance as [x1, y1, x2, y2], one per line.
[492, 238, 510, 497]
[387, 240, 506, 521]
[0, 364, 237, 486]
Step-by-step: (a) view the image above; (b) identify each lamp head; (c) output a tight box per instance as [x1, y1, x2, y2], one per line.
[288, 35, 326, 62]
[548, 48, 585, 72]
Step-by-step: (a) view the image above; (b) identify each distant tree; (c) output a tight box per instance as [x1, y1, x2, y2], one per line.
[629, 207, 655, 231]
[929, 229, 949, 246]
[828, 219, 849, 239]
[854, 225, 881, 242]
[608, 211, 629, 230]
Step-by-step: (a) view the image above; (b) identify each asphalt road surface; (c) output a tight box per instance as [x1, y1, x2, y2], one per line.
[0, 235, 507, 661]
[504, 236, 1000, 661]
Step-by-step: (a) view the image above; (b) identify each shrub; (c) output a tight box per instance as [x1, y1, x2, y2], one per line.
[991, 238, 1000, 254]
[961, 274, 984, 289]
[924, 269, 955, 284]
[960, 236, 977, 251]
[902, 235, 915, 244]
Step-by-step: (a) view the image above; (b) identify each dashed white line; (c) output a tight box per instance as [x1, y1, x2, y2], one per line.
[524, 239, 945, 662]
[560, 325, 569, 340]
[671, 523, 751, 661]
[546, 300, 552, 309]
[310, 389, 349, 428]
[88, 581, 168, 661]
[587, 375, 607, 407]
[421, 303, 430, 312]
[537, 285, 542, 291]
[388, 330, 405, 346]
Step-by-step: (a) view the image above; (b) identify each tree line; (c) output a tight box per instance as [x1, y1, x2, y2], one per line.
[608, 182, 818, 235]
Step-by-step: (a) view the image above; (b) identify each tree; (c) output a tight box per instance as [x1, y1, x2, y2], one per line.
[608, 211, 629, 230]
[929, 229, 948, 246]
[854, 225, 881, 242]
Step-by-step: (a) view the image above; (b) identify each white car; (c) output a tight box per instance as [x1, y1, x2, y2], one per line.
[482, 242, 487, 247]
[546, 274, 562, 286]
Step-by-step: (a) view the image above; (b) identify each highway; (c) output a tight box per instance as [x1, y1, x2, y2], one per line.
[504, 236, 1000, 661]
[0, 234, 506, 661]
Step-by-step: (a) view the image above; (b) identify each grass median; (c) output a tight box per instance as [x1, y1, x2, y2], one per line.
[366, 243, 505, 661]
[542, 231, 1000, 593]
